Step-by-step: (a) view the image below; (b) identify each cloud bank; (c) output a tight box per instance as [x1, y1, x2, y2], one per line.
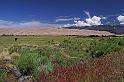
[56, 17, 80, 22]
[0, 20, 57, 28]
[117, 15, 124, 24]
[56, 18, 74, 22]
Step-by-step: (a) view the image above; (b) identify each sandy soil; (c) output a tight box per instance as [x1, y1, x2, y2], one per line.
[0, 27, 115, 36]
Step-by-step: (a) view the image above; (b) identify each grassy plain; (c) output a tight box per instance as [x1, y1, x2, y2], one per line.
[0, 35, 124, 82]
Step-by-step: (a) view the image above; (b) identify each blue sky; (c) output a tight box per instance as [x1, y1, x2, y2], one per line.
[0, 0, 124, 27]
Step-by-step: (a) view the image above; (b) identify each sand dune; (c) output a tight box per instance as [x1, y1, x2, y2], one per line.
[0, 27, 115, 36]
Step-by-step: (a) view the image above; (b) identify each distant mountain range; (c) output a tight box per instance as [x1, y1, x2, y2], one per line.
[63, 25, 124, 35]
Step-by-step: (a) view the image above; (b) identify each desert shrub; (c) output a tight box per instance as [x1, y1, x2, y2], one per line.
[47, 40, 55, 45]
[0, 70, 7, 81]
[10, 52, 20, 60]
[16, 52, 37, 75]
[37, 46, 82, 67]
[118, 37, 124, 46]
[15, 47, 54, 80]
[52, 39, 91, 67]
[36, 46, 71, 67]
[8, 45, 22, 54]
[59, 39, 87, 54]
[88, 38, 121, 58]
[15, 44, 86, 80]
[8, 44, 37, 55]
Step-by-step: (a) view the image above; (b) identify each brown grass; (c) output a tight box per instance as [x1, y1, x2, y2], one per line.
[39, 51, 124, 82]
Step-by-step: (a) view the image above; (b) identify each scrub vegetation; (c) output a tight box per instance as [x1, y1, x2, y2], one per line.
[0, 36, 124, 82]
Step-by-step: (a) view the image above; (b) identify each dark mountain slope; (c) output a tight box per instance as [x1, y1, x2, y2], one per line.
[63, 25, 124, 35]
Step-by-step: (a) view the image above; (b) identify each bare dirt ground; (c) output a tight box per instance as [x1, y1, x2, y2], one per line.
[0, 27, 115, 36]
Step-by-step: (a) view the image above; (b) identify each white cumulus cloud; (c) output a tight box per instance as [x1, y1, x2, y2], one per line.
[85, 16, 102, 26]
[64, 16, 103, 27]
[117, 15, 124, 24]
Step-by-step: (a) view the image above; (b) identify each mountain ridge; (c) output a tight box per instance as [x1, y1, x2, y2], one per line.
[63, 25, 124, 34]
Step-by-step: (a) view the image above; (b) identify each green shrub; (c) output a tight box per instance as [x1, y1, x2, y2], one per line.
[0, 70, 7, 81]
[88, 38, 121, 58]
[15, 47, 54, 80]
[8, 45, 22, 54]
[118, 37, 124, 46]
